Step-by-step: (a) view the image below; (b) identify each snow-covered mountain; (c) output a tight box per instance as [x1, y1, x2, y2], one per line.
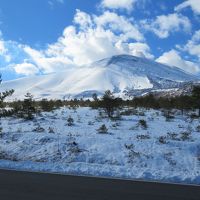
[1, 55, 199, 100]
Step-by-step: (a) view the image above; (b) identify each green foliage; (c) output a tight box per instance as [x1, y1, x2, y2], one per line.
[158, 136, 167, 144]
[163, 111, 174, 122]
[192, 86, 200, 116]
[0, 90, 14, 106]
[196, 125, 200, 132]
[67, 116, 74, 126]
[180, 132, 191, 141]
[92, 93, 98, 101]
[101, 90, 116, 117]
[17, 93, 37, 120]
[0, 127, 3, 138]
[3, 85, 200, 119]
[120, 108, 138, 116]
[0, 75, 14, 118]
[97, 124, 108, 134]
[39, 99, 55, 112]
[33, 125, 45, 133]
[138, 119, 147, 129]
[192, 86, 200, 98]
[90, 93, 99, 109]
[91, 90, 122, 118]
[136, 134, 150, 140]
[127, 90, 200, 115]
[48, 127, 55, 133]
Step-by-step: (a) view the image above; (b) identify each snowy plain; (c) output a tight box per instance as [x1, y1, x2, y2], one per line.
[0, 106, 200, 185]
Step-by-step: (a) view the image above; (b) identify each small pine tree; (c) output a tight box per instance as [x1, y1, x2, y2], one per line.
[100, 90, 121, 118]
[0, 127, 3, 138]
[138, 119, 147, 129]
[92, 93, 98, 101]
[192, 86, 200, 116]
[67, 116, 74, 126]
[0, 74, 14, 118]
[48, 127, 55, 133]
[22, 93, 36, 120]
[97, 124, 108, 134]
[90, 93, 99, 109]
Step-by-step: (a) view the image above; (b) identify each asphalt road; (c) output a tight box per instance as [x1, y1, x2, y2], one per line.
[0, 169, 200, 200]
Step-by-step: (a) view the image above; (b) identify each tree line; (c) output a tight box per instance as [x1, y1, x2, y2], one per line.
[1, 73, 200, 119]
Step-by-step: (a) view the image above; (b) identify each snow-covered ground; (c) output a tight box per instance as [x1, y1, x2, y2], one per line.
[0, 107, 200, 184]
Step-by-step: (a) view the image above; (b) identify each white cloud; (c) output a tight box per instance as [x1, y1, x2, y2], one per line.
[175, 0, 200, 15]
[45, 10, 148, 67]
[128, 42, 154, 59]
[0, 39, 11, 62]
[184, 30, 200, 60]
[14, 62, 39, 76]
[74, 9, 93, 30]
[0, 40, 6, 54]
[101, 0, 136, 11]
[94, 11, 143, 42]
[142, 13, 191, 38]
[24, 46, 74, 73]
[48, 0, 64, 8]
[156, 49, 200, 74]
[1, 10, 153, 76]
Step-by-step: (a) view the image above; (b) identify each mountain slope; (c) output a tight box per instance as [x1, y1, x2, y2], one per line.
[1, 55, 199, 100]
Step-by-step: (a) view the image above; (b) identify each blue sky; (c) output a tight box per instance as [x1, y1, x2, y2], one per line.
[0, 0, 200, 80]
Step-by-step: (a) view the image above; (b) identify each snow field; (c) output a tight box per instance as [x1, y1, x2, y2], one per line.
[0, 106, 200, 184]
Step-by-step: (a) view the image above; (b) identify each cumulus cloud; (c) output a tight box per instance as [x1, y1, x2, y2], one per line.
[128, 42, 154, 59]
[101, 0, 136, 11]
[2, 10, 153, 76]
[13, 62, 39, 76]
[94, 11, 143, 41]
[74, 10, 93, 30]
[45, 10, 149, 66]
[175, 0, 200, 15]
[156, 49, 200, 74]
[184, 30, 200, 60]
[141, 13, 191, 38]
[0, 39, 11, 62]
[24, 46, 74, 73]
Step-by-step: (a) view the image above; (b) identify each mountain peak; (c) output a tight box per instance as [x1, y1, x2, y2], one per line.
[1, 55, 199, 100]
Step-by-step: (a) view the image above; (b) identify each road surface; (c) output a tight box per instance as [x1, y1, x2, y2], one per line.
[0, 169, 199, 200]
